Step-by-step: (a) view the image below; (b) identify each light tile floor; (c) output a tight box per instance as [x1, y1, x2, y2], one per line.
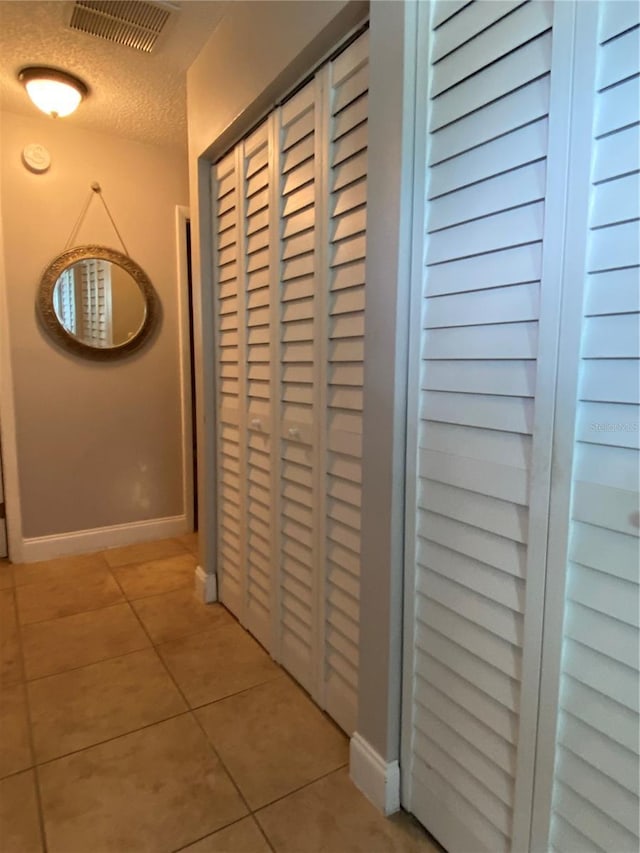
[0, 536, 441, 853]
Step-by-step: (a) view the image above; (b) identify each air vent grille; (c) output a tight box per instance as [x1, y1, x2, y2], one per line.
[68, 1, 176, 53]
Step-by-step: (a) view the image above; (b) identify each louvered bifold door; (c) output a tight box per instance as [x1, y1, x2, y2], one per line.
[535, 3, 640, 851]
[323, 30, 369, 735]
[402, 1, 555, 851]
[210, 32, 369, 731]
[213, 152, 244, 617]
[277, 79, 319, 694]
[242, 120, 274, 650]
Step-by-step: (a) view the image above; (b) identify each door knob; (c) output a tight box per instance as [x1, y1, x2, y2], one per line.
[288, 426, 300, 440]
[250, 418, 262, 430]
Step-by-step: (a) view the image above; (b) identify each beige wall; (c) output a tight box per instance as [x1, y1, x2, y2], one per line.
[187, 0, 366, 162]
[0, 109, 188, 540]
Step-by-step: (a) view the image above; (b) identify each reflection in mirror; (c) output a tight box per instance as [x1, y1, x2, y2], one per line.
[53, 258, 147, 348]
[37, 246, 159, 360]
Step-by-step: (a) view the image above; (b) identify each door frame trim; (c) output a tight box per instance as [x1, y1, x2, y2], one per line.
[0, 195, 24, 562]
[175, 205, 195, 536]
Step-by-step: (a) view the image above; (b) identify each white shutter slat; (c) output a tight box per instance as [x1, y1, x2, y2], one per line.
[569, 521, 638, 584]
[423, 440, 526, 496]
[423, 360, 536, 398]
[548, 23, 640, 832]
[553, 782, 636, 853]
[419, 597, 521, 682]
[584, 267, 640, 317]
[599, 0, 640, 42]
[426, 203, 544, 265]
[415, 678, 517, 777]
[419, 509, 526, 579]
[431, 1, 523, 63]
[422, 322, 538, 361]
[332, 95, 368, 142]
[431, 1, 552, 98]
[419, 448, 529, 505]
[406, 3, 554, 849]
[332, 64, 368, 115]
[322, 31, 368, 736]
[415, 640, 518, 745]
[429, 33, 552, 132]
[420, 390, 534, 434]
[428, 161, 547, 232]
[575, 401, 640, 450]
[214, 153, 244, 616]
[555, 747, 638, 837]
[425, 283, 539, 328]
[430, 76, 550, 166]
[565, 600, 638, 670]
[418, 563, 522, 645]
[419, 480, 529, 545]
[591, 172, 639, 229]
[426, 242, 542, 298]
[332, 122, 367, 167]
[432, 0, 471, 30]
[593, 75, 640, 137]
[332, 29, 368, 85]
[278, 77, 317, 694]
[560, 675, 639, 754]
[593, 122, 640, 184]
[413, 733, 512, 845]
[580, 359, 639, 405]
[429, 118, 548, 199]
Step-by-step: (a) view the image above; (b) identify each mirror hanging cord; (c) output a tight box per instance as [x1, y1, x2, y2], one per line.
[64, 182, 130, 256]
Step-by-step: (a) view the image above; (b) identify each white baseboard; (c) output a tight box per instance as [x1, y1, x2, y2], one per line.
[350, 732, 400, 816]
[20, 515, 189, 563]
[194, 565, 218, 603]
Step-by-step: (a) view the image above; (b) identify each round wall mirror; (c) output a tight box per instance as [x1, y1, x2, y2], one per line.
[37, 246, 159, 360]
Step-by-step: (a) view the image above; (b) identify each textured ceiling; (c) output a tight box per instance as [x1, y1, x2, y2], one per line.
[0, 0, 228, 151]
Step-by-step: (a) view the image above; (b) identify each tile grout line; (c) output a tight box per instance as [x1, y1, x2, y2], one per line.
[121, 572, 350, 849]
[30, 709, 192, 770]
[187, 707, 277, 853]
[102, 540, 192, 572]
[10, 583, 50, 853]
[24, 644, 155, 685]
[23, 640, 152, 683]
[25, 671, 285, 770]
[252, 761, 350, 816]
[169, 814, 270, 853]
[11, 542, 191, 590]
[186, 671, 287, 711]
[16, 595, 129, 629]
[14, 560, 198, 626]
[107, 564, 272, 850]
[12, 543, 351, 853]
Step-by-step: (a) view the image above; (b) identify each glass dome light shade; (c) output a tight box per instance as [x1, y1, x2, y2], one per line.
[19, 67, 87, 118]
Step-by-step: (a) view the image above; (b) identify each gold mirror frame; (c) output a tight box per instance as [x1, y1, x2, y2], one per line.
[37, 245, 159, 361]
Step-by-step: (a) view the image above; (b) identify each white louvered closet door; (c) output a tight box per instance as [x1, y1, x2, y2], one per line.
[323, 31, 368, 735]
[242, 120, 274, 650]
[402, 2, 556, 851]
[211, 31, 369, 732]
[214, 152, 244, 618]
[535, 2, 640, 850]
[277, 78, 319, 694]
[214, 123, 276, 647]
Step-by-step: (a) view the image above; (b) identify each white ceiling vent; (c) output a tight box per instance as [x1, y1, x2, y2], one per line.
[68, 1, 178, 53]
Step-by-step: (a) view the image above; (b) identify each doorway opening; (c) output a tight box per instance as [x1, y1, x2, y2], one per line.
[186, 218, 198, 531]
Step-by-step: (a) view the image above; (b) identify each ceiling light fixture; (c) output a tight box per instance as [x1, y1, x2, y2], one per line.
[18, 67, 88, 118]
